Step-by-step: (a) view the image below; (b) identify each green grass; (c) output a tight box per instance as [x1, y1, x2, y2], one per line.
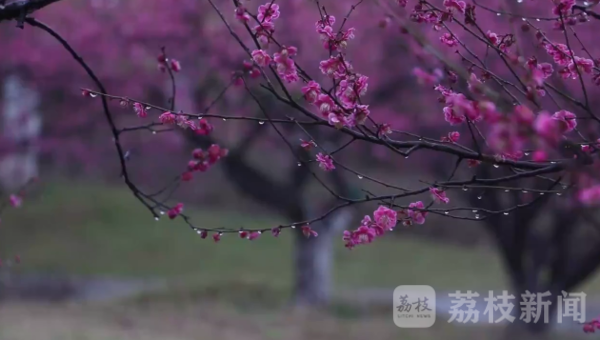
[1, 180, 598, 340]
[2, 179, 600, 295]
[1, 300, 587, 340]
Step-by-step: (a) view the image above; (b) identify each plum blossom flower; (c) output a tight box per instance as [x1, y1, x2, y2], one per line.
[467, 159, 481, 167]
[534, 111, 562, 145]
[315, 15, 336, 30]
[254, 21, 275, 46]
[319, 56, 347, 77]
[538, 62, 554, 79]
[532, 150, 548, 162]
[194, 119, 213, 136]
[159, 112, 176, 125]
[441, 131, 460, 143]
[234, 6, 250, 23]
[377, 123, 392, 137]
[570, 56, 594, 76]
[361, 215, 385, 236]
[552, 110, 577, 132]
[487, 122, 524, 156]
[301, 81, 321, 103]
[273, 46, 299, 82]
[468, 73, 484, 95]
[301, 225, 318, 238]
[300, 139, 316, 150]
[207, 144, 228, 164]
[199, 230, 208, 239]
[349, 105, 370, 126]
[408, 201, 427, 224]
[9, 194, 21, 208]
[545, 43, 573, 66]
[443, 0, 466, 13]
[167, 203, 184, 219]
[316, 153, 335, 171]
[430, 187, 450, 204]
[578, 185, 600, 206]
[443, 106, 466, 125]
[337, 74, 369, 106]
[413, 67, 441, 85]
[181, 171, 193, 181]
[271, 227, 281, 237]
[133, 102, 147, 118]
[251, 49, 271, 67]
[440, 33, 458, 47]
[582, 144, 592, 153]
[170, 59, 181, 72]
[486, 30, 500, 45]
[342, 226, 376, 249]
[552, 0, 575, 15]
[257, 3, 280, 22]
[446, 93, 480, 121]
[583, 320, 599, 333]
[327, 112, 347, 129]
[314, 94, 335, 116]
[341, 206, 401, 249]
[373, 206, 397, 231]
[448, 131, 460, 142]
[318, 24, 356, 51]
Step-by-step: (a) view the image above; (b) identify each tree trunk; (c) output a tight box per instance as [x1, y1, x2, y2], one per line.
[293, 207, 353, 307]
[0, 74, 41, 191]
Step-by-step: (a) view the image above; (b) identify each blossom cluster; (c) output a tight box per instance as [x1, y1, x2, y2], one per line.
[184, 144, 228, 180]
[158, 112, 214, 135]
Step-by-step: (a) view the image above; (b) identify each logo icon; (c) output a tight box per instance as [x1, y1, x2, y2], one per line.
[394, 285, 436, 328]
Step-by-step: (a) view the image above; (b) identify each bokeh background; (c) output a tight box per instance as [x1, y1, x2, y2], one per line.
[1, 0, 600, 339]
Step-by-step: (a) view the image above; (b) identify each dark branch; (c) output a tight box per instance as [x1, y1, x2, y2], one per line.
[0, 0, 62, 26]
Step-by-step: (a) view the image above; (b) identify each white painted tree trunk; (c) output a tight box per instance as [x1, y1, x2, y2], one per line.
[0, 74, 41, 191]
[293, 206, 353, 307]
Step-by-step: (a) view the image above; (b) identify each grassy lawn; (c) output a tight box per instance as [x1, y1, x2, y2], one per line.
[0, 180, 598, 340]
[0, 301, 589, 340]
[2, 179, 600, 295]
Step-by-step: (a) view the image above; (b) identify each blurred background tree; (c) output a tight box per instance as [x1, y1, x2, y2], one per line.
[1, 0, 600, 339]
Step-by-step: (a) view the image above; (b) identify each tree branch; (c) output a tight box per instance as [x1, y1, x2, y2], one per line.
[0, 0, 62, 26]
